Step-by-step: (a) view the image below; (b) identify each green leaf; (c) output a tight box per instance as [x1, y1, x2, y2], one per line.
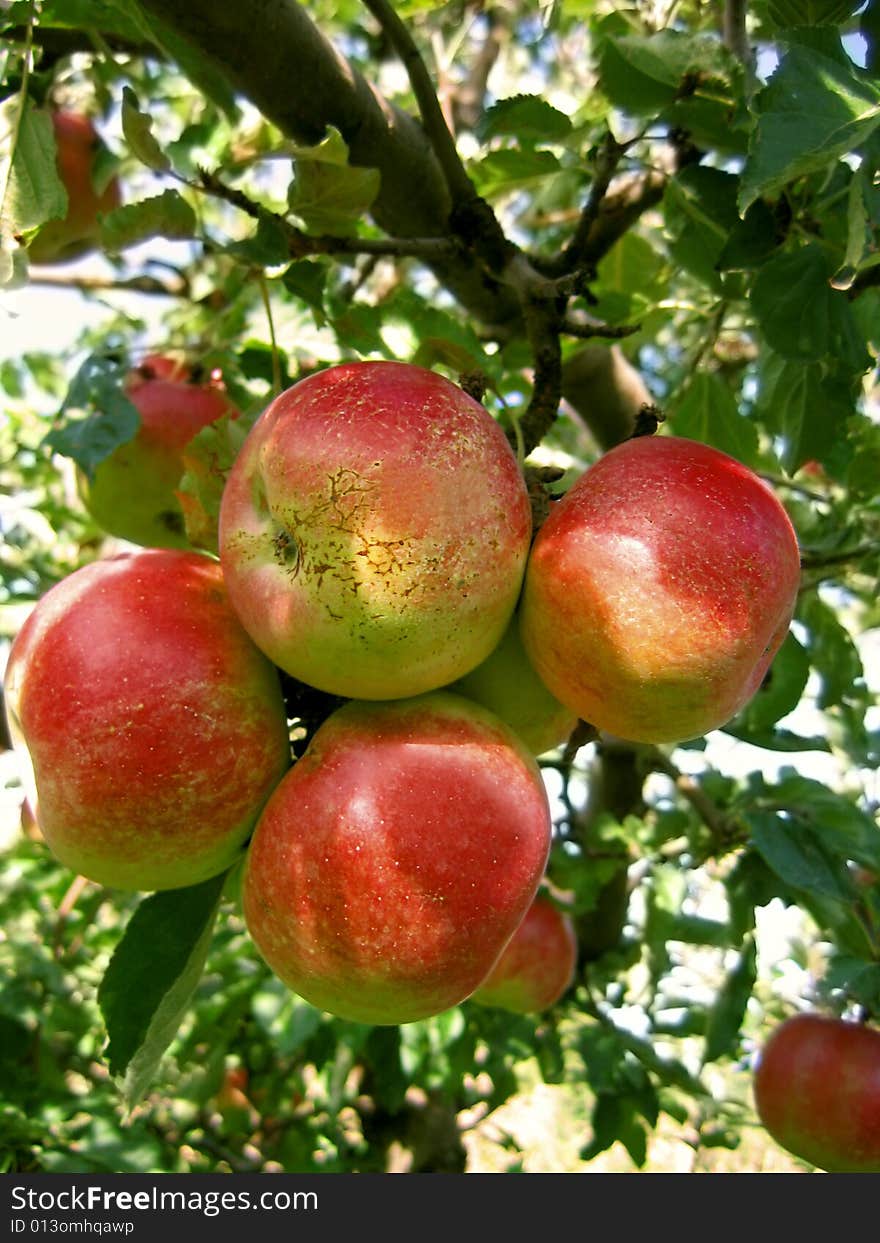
[282, 259, 328, 325]
[43, 353, 141, 479]
[100, 189, 197, 253]
[716, 198, 786, 271]
[177, 412, 251, 555]
[824, 957, 880, 1010]
[478, 95, 572, 144]
[120, 86, 170, 173]
[599, 31, 730, 115]
[727, 630, 810, 734]
[472, 147, 561, 196]
[831, 165, 870, 290]
[226, 213, 290, 266]
[0, 99, 67, 235]
[746, 810, 858, 900]
[287, 127, 380, 234]
[766, 0, 861, 26]
[739, 45, 880, 213]
[702, 936, 758, 1063]
[768, 773, 880, 871]
[667, 371, 761, 467]
[756, 353, 857, 471]
[750, 244, 869, 373]
[799, 591, 866, 710]
[97, 871, 228, 1107]
[664, 166, 741, 290]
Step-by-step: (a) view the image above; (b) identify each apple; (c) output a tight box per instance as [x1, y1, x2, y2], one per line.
[3, 548, 291, 891]
[448, 612, 578, 755]
[241, 691, 552, 1025]
[27, 110, 122, 265]
[79, 354, 240, 549]
[218, 360, 533, 700]
[753, 1013, 880, 1173]
[520, 435, 801, 744]
[470, 892, 578, 1014]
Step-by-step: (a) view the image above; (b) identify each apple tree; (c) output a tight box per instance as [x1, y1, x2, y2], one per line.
[0, 0, 879, 1173]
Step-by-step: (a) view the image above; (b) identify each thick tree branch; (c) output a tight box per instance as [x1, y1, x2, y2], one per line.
[136, 0, 521, 328]
[134, 0, 658, 456]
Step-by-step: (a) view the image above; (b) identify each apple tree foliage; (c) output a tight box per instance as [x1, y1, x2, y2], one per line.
[1, 0, 879, 1173]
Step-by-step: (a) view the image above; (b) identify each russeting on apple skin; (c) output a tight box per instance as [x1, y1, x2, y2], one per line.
[218, 361, 533, 700]
[3, 549, 291, 891]
[520, 435, 802, 744]
[242, 692, 553, 1026]
[753, 1013, 880, 1173]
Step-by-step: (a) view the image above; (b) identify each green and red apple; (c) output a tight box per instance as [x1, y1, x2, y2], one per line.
[520, 435, 801, 744]
[3, 548, 291, 891]
[218, 361, 533, 700]
[471, 892, 578, 1014]
[449, 612, 578, 755]
[28, 110, 122, 265]
[80, 354, 239, 549]
[753, 1013, 880, 1173]
[241, 691, 552, 1025]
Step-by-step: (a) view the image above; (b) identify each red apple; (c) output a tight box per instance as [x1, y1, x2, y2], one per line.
[27, 110, 122, 265]
[79, 354, 240, 549]
[470, 892, 578, 1014]
[448, 612, 578, 755]
[520, 435, 801, 744]
[218, 361, 533, 700]
[242, 691, 552, 1025]
[3, 549, 291, 891]
[753, 1013, 880, 1173]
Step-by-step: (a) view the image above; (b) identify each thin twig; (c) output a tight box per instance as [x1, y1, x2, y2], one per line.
[195, 167, 457, 261]
[648, 748, 746, 860]
[27, 271, 189, 297]
[258, 272, 282, 397]
[551, 131, 628, 276]
[722, 0, 749, 66]
[360, 0, 476, 207]
[561, 314, 641, 340]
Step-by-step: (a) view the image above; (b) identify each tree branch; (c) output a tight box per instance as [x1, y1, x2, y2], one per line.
[722, 0, 749, 66]
[136, 0, 521, 328]
[360, 0, 475, 208]
[196, 166, 458, 260]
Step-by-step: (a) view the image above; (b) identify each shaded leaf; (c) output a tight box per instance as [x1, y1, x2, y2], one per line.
[100, 189, 197, 252]
[750, 244, 869, 373]
[703, 936, 757, 1063]
[43, 353, 141, 479]
[667, 371, 761, 467]
[98, 872, 228, 1107]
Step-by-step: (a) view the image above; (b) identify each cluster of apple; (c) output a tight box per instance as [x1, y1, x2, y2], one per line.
[6, 357, 802, 1029]
[13, 103, 879, 1173]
